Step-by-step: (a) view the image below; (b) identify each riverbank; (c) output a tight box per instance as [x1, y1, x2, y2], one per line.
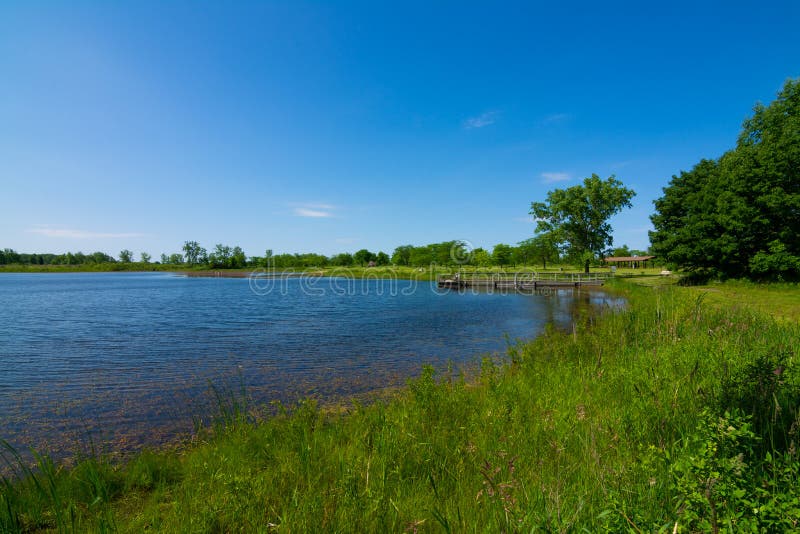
[2, 279, 798, 531]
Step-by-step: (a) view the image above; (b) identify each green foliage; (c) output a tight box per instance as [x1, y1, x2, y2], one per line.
[207, 244, 247, 269]
[2, 238, 573, 271]
[182, 240, 206, 266]
[330, 252, 355, 266]
[391, 245, 413, 266]
[531, 174, 635, 272]
[391, 241, 473, 267]
[118, 249, 134, 263]
[0, 248, 20, 264]
[611, 245, 649, 258]
[266, 252, 330, 269]
[490, 243, 513, 266]
[650, 410, 800, 532]
[717, 351, 800, 455]
[750, 240, 800, 279]
[651, 78, 800, 280]
[353, 248, 377, 266]
[471, 247, 492, 266]
[517, 233, 560, 268]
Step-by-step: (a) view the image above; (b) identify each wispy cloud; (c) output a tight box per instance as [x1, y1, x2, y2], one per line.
[290, 202, 338, 218]
[28, 226, 145, 239]
[539, 113, 572, 126]
[463, 110, 499, 129]
[293, 208, 333, 218]
[541, 172, 571, 184]
[513, 216, 535, 224]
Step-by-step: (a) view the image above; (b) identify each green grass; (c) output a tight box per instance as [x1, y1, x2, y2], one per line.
[690, 280, 800, 322]
[2, 280, 799, 532]
[618, 275, 800, 321]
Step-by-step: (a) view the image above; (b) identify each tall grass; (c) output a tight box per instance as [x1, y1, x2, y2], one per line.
[1, 281, 798, 532]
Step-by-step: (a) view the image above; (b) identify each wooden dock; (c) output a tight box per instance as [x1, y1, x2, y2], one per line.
[436, 271, 610, 290]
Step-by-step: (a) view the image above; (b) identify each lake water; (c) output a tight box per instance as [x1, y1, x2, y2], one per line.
[0, 272, 622, 457]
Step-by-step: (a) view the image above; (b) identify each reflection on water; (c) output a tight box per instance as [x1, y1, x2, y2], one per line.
[0, 272, 623, 458]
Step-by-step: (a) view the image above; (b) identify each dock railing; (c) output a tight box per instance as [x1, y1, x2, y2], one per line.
[437, 270, 612, 287]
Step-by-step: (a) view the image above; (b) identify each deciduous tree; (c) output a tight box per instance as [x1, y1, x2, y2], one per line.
[492, 243, 513, 267]
[531, 175, 635, 273]
[182, 241, 206, 266]
[353, 249, 376, 266]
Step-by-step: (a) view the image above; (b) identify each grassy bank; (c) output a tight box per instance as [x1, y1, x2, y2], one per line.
[2, 281, 799, 532]
[692, 281, 800, 322]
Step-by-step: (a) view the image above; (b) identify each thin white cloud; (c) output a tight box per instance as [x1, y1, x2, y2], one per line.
[541, 172, 571, 184]
[513, 217, 535, 224]
[27, 227, 145, 239]
[463, 110, 499, 129]
[290, 202, 339, 218]
[293, 208, 332, 218]
[289, 202, 336, 210]
[539, 113, 572, 126]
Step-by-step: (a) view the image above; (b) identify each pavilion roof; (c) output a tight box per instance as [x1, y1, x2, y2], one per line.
[603, 255, 655, 262]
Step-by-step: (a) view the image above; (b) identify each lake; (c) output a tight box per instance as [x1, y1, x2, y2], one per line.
[0, 272, 622, 457]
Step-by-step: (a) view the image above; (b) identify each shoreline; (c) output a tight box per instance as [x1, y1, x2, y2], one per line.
[3, 280, 797, 530]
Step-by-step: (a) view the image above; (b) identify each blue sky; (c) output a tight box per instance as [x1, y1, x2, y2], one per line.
[1, 1, 799, 258]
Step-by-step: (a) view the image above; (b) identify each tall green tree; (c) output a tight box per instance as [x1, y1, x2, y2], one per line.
[353, 249, 376, 266]
[531, 174, 635, 273]
[491, 243, 513, 266]
[519, 233, 560, 269]
[140, 252, 151, 263]
[209, 244, 232, 268]
[408, 246, 433, 267]
[231, 246, 247, 268]
[0, 249, 20, 264]
[651, 79, 800, 280]
[182, 241, 206, 266]
[471, 247, 491, 267]
[330, 252, 354, 266]
[119, 249, 134, 263]
[391, 245, 413, 266]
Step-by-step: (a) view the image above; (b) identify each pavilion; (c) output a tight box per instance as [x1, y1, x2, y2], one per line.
[603, 255, 656, 269]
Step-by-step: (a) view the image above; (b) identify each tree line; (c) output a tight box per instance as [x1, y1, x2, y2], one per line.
[1, 239, 646, 269]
